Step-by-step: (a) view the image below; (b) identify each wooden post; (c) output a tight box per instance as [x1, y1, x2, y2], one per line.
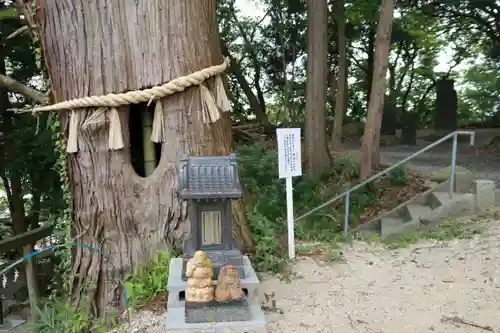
[22, 245, 38, 323]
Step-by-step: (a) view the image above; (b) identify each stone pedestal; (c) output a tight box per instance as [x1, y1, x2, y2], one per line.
[473, 179, 495, 211]
[167, 256, 266, 332]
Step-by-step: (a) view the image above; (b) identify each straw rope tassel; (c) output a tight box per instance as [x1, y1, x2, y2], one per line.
[150, 101, 164, 143]
[199, 84, 221, 123]
[214, 75, 232, 112]
[67, 110, 79, 153]
[108, 107, 124, 150]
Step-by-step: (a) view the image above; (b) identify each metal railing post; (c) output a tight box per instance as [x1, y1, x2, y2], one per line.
[293, 130, 475, 223]
[449, 133, 458, 198]
[344, 192, 350, 235]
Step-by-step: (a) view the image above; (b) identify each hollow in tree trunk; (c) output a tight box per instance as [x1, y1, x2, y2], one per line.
[36, 0, 254, 317]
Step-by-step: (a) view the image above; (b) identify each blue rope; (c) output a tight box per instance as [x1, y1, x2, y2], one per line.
[1, 242, 130, 315]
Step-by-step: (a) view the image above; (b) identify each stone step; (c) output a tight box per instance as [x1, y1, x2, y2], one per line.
[430, 191, 453, 207]
[404, 204, 432, 222]
[167, 256, 260, 309]
[380, 217, 419, 238]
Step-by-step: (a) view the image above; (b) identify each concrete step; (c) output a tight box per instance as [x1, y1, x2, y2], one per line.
[404, 204, 432, 222]
[430, 191, 453, 208]
[381, 217, 419, 238]
[361, 178, 494, 239]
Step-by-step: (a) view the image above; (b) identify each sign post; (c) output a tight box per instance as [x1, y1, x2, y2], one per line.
[276, 128, 302, 259]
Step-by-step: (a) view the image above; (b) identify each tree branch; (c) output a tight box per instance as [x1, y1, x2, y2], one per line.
[348, 53, 368, 74]
[0, 74, 48, 104]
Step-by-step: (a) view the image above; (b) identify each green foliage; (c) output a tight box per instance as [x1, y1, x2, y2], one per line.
[458, 59, 500, 123]
[47, 113, 74, 288]
[388, 165, 409, 186]
[0, 6, 17, 21]
[123, 251, 172, 308]
[237, 142, 377, 272]
[29, 297, 110, 333]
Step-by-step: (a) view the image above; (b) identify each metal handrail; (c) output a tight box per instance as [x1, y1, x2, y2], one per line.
[294, 130, 475, 234]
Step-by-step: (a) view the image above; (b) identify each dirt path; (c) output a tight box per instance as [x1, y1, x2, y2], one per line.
[263, 218, 500, 333]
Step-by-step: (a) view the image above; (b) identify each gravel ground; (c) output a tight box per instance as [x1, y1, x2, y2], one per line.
[263, 218, 500, 333]
[117, 217, 500, 333]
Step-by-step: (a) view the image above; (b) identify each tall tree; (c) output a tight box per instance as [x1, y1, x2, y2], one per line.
[35, 0, 254, 316]
[360, 0, 395, 179]
[305, 0, 331, 175]
[331, 0, 348, 151]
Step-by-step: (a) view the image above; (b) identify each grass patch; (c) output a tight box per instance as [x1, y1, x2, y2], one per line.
[383, 219, 485, 249]
[123, 251, 172, 309]
[29, 296, 112, 333]
[237, 142, 379, 272]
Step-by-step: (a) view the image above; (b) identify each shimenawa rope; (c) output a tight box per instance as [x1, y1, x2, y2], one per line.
[34, 58, 232, 153]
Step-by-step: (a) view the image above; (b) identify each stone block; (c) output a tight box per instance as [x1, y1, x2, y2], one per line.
[473, 180, 495, 211]
[455, 172, 473, 193]
[495, 188, 500, 206]
[166, 301, 266, 333]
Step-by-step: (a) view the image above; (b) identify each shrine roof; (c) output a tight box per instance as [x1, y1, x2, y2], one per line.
[178, 154, 243, 200]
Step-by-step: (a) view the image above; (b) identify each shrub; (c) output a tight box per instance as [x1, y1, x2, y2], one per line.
[236, 142, 377, 272]
[30, 297, 110, 333]
[123, 251, 172, 308]
[388, 165, 409, 186]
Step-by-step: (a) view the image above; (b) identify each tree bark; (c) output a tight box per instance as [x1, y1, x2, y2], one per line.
[360, 0, 395, 179]
[305, 0, 331, 175]
[365, 25, 376, 108]
[36, 0, 253, 317]
[331, 0, 347, 151]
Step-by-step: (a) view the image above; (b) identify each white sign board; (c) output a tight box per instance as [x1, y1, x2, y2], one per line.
[276, 128, 302, 260]
[276, 128, 302, 179]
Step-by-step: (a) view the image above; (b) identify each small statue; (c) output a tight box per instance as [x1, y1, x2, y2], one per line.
[185, 250, 214, 303]
[214, 264, 244, 302]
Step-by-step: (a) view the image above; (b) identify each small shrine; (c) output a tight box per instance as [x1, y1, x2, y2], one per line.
[166, 154, 266, 332]
[178, 153, 245, 279]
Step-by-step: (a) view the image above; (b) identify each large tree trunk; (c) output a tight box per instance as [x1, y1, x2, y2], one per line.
[305, 0, 331, 175]
[331, 0, 347, 151]
[36, 0, 253, 317]
[360, 0, 395, 179]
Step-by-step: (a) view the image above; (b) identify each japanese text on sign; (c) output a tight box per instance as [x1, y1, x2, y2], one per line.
[276, 128, 302, 178]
